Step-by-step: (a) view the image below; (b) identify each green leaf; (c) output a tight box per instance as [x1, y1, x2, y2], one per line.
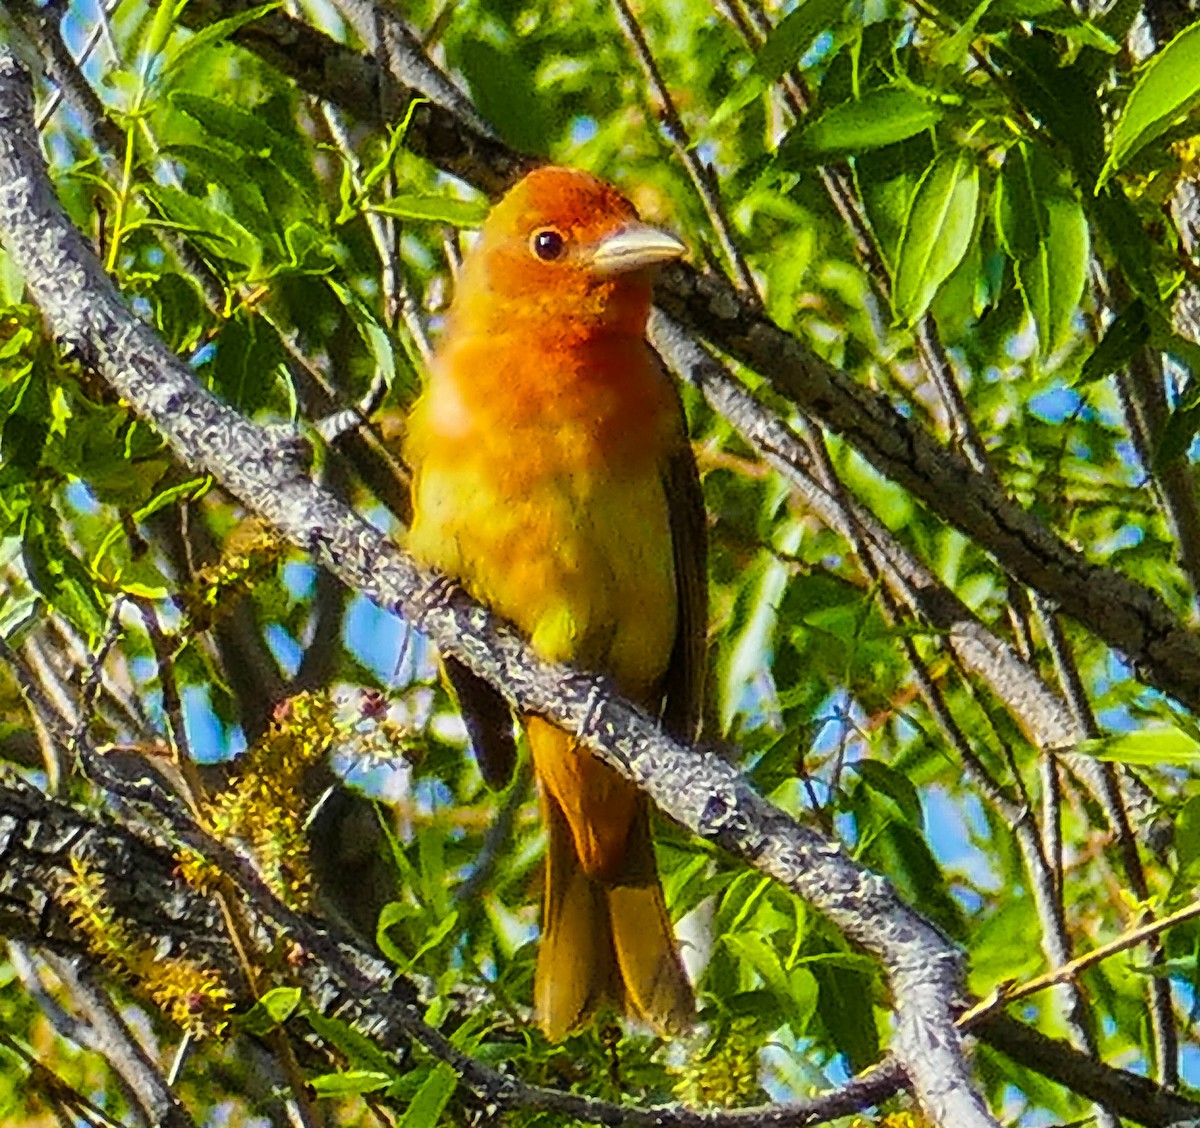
[397, 1064, 457, 1128]
[91, 476, 210, 573]
[325, 278, 418, 402]
[995, 143, 1047, 262]
[143, 0, 182, 66]
[375, 901, 414, 967]
[780, 87, 942, 160]
[356, 99, 429, 203]
[1016, 192, 1089, 357]
[1090, 185, 1165, 303]
[933, 0, 995, 68]
[893, 149, 980, 324]
[723, 933, 816, 1023]
[22, 506, 106, 642]
[1154, 402, 1200, 468]
[309, 1071, 393, 1097]
[851, 760, 923, 828]
[1077, 299, 1149, 385]
[368, 195, 489, 227]
[709, 0, 846, 128]
[1080, 727, 1200, 765]
[1167, 795, 1200, 905]
[1100, 17, 1200, 188]
[144, 183, 265, 272]
[161, 3, 281, 79]
[458, 39, 549, 154]
[993, 139, 1089, 355]
[170, 92, 318, 204]
[0, 355, 49, 475]
[238, 987, 301, 1035]
[301, 1008, 396, 1075]
[1006, 36, 1106, 185]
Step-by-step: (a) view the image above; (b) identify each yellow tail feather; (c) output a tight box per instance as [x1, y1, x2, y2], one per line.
[533, 727, 694, 1041]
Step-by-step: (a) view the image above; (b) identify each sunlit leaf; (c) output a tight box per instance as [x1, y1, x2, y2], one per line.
[780, 87, 942, 160]
[1100, 17, 1200, 187]
[237, 987, 301, 1035]
[160, 3, 282, 79]
[397, 1065, 457, 1128]
[1080, 727, 1200, 764]
[368, 195, 489, 227]
[893, 149, 979, 323]
[309, 1070, 393, 1097]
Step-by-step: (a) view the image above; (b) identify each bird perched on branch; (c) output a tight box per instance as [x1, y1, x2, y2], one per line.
[404, 166, 706, 1040]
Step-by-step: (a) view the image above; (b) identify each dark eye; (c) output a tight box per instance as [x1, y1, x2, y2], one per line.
[531, 228, 565, 261]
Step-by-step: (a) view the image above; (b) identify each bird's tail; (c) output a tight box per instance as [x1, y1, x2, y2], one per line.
[533, 729, 694, 1041]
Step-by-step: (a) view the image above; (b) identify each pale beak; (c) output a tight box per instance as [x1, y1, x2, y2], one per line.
[591, 224, 687, 275]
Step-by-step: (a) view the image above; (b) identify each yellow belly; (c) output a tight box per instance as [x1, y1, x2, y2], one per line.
[407, 457, 677, 698]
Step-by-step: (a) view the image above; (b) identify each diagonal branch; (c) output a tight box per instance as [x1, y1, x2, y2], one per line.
[40, 951, 199, 1128]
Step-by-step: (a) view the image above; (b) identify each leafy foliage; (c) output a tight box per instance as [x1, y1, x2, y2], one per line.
[4, 0, 1200, 1124]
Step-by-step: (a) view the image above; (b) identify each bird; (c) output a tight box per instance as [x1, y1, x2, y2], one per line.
[403, 166, 707, 1041]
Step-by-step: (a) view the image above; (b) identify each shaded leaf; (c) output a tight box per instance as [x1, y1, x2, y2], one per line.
[710, 0, 846, 128]
[1077, 299, 1148, 385]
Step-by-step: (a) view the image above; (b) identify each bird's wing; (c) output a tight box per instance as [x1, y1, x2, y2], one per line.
[443, 655, 518, 789]
[660, 431, 708, 743]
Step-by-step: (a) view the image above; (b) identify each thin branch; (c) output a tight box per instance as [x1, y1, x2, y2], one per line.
[326, 0, 490, 134]
[41, 952, 198, 1128]
[1105, 266, 1200, 599]
[34, 0, 123, 131]
[611, 0, 759, 297]
[135, 601, 206, 812]
[319, 101, 433, 361]
[651, 313, 1078, 750]
[963, 895, 1200, 1023]
[0, 758, 1195, 1128]
[0, 703, 908, 1128]
[1035, 595, 1178, 1086]
[0, 1027, 127, 1128]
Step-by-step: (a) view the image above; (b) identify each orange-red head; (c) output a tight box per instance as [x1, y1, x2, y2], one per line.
[452, 167, 685, 342]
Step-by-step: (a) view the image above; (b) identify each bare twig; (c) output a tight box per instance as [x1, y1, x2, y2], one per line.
[1035, 595, 1178, 1086]
[320, 102, 433, 361]
[41, 952, 198, 1128]
[611, 0, 758, 297]
[963, 895, 1200, 1024]
[34, 0, 122, 131]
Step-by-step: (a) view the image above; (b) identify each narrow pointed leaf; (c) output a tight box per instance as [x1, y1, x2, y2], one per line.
[780, 87, 942, 161]
[1100, 17, 1200, 187]
[893, 150, 979, 323]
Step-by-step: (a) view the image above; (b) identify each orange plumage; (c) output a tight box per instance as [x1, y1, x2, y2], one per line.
[404, 167, 706, 1039]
